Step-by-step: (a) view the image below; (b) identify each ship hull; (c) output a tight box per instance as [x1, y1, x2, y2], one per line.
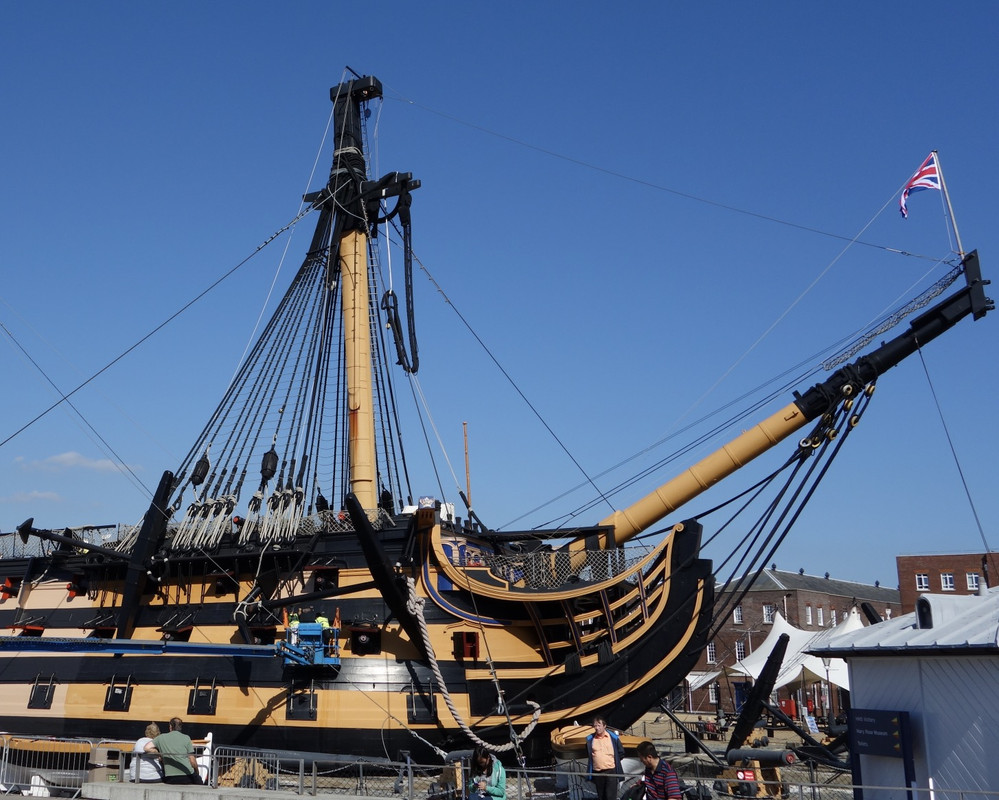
[0, 514, 712, 764]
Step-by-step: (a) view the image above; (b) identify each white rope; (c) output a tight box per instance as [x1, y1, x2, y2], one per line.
[228, 100, 339, 388]
[407, 373, 464, 495]
[406, 577, 541, 752]
[821, 262, 960, 369]
[337, 674, 449, 762]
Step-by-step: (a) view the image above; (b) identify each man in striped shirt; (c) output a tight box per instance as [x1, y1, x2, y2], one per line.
[636, 741, 682, 800]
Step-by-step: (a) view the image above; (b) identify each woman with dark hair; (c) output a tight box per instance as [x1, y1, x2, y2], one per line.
[468, 745, 506, 800]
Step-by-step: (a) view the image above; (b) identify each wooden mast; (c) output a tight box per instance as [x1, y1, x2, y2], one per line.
[341, 227, 378, 512]
[327, 75, 384, 514]
[464, 421, 472, 506]
[321, 75, 418, 515]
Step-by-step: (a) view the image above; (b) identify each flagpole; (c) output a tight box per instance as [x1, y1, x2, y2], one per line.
[933, 150, 965, 257]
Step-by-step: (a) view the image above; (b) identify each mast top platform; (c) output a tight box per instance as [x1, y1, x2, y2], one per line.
[330, 75, 382, 104]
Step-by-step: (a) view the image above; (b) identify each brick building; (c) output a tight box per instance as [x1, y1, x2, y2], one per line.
[895, 552, 998, 613]
[686, 567, 901, 718]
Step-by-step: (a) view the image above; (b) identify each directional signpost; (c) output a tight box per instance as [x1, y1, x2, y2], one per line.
[848, 709, 916, 800]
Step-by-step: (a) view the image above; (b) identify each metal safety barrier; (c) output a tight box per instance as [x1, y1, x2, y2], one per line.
[0, 736, 94, 797]
[210, 746, 406, 795]
[0, 735, 996, 799]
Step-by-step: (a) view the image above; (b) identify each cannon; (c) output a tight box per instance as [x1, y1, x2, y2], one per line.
[713, 748, 795, 798]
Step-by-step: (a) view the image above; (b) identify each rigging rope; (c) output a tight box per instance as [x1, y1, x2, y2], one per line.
[165, 87, 420, 550]
[915, 346, 995, 573]
[0, 203, 316, 458]
[374, 111, 965, 536]
[386, 89, 947, 263]
[0, 320, 153, 499]
[823, 266, 962, 369]
[405, 577, 541, 753]
[229, 103, 339, 387]
[707, 385, 874, 639]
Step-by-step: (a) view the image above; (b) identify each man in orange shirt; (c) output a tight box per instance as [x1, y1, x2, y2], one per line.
[586, 716, 625, 800]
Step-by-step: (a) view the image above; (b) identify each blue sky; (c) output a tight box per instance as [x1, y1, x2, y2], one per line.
[1, 3, 996, 588]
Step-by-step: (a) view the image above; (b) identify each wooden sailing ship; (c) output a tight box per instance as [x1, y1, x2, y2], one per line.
[0, 74, 991, 764]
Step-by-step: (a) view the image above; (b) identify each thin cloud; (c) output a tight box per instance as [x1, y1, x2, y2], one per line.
[0, 490, 62, 505]
[15, 451, 124, 474]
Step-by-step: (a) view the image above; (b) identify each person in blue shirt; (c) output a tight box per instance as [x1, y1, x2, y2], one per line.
[586, 716, 625, 800]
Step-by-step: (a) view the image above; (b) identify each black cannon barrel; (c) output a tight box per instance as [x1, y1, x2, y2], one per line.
[16, 518, 129, 562]
[726, 748, 796, 766]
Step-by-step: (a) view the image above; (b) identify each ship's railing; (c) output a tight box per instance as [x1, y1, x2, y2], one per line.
[13, 506, 398, 558]
[447, 543, 659, 590]
[0, 526, 130, 560]
[0, 503, 398, 560]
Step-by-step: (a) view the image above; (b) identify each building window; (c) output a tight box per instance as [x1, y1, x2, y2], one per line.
[967, 572, 980, 591]
[734, 605, 743, 625]
[941, 573, 955, 591]
[735, 640, 746, 660]
[763, 604, 776, 624]
[831, 609, 837, 626]
[817, 607, 824, 627]
[709, 683, 719, 704]
[805, 605, 812, 625]
[915, 573, 929, 591]
[706, 642, 717, 664]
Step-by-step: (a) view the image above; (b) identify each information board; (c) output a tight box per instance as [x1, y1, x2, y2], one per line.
[850, 708, 908, 758]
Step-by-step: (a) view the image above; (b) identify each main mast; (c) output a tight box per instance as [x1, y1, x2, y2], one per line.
[151, 74, 420, 550]
[329, 77, 382, 512]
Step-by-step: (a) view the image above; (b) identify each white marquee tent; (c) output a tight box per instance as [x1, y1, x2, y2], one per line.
[728, 608, 863, 690]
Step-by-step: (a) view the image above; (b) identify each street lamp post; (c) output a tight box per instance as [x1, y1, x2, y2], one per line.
[821, 656, 832, 722]
[713, 680, 725, 726]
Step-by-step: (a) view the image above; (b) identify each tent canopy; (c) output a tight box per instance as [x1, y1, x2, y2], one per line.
[727, 609, 863, 691]
[686, 669, 722, 691]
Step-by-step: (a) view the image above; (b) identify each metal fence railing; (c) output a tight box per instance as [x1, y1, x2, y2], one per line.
[192, 750, 999, 800]
[0, 734, 996, 800]
[0, 735, 95, 797]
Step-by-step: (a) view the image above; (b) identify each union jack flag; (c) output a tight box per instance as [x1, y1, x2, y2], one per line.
[900, 152, 940, 218]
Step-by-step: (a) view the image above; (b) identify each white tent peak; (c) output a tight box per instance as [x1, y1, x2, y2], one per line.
[727, 608, 863, 691]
